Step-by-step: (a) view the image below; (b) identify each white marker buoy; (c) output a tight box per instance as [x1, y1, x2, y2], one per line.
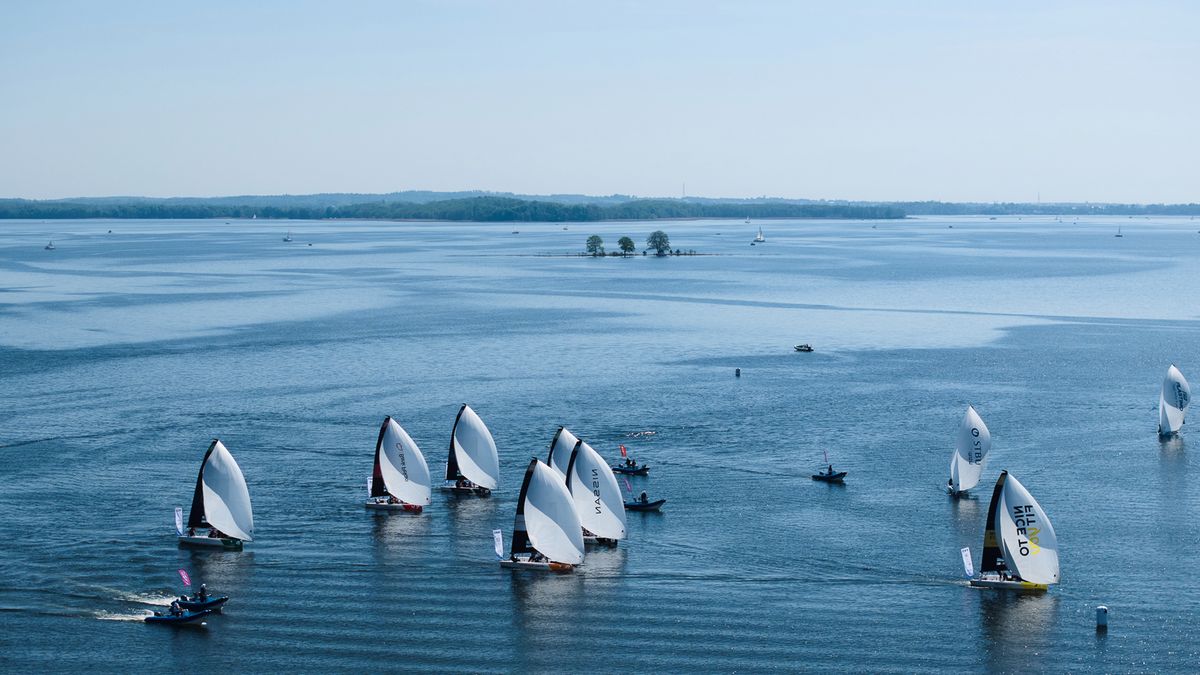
[1096, 605, 1108, 631]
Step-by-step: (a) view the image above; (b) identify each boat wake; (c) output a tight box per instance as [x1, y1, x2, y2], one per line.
[625, 430, 656, 438]
[94, 609, 153, 622]
[116, 591, 177, 606]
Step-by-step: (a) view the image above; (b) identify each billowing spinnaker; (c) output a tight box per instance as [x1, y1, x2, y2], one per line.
[378, 417, 431, 505]
[997, 474, 1058, 585]
[452, 405, 500, 489]
[523, 461, 585, 564]
[1159, 365, 1190, 435]
[200, 440, 254, 541]
[949, 405, 991, 492]
[546, 426, 579, 478]
[566, 441, 627, 540]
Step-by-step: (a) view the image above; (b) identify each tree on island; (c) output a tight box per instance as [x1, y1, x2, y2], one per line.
[586, 235, 605, 256]
[618, 236, 635, 255]
[646, 230, 671, 256]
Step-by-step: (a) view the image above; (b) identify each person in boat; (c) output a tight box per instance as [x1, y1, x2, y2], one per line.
[387, 495, 400, 504]
[826, 464, 834, 476]
[186, 527, 195, 537]
[169, 600, 182, 617]
[455, 477, 465, 489]
[198, 584, 208, 601]
[638, 491, 649, 504]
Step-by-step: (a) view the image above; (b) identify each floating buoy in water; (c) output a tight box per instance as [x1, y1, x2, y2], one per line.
[1096, 605, 1108, 631]
[735, 368, 741, 377]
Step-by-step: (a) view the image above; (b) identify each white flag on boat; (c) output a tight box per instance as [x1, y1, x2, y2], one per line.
[960, 547, 974, 578]
[174, 506, 183, 536]
[492, 529, 504, 559]
[367, 477, 373, 495]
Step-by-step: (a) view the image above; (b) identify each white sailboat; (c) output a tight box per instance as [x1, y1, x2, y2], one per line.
[441, 404, 500, 495]
[753, 227, 765, 243]
[500, 458, 585, 571]
[969, 471, 1059, 591]
[365, 416, 431, 513]
[1158, 365, 1190, 438]
[565, 440, 627, 546]
[545, 426, 579, 479]
[44, 240, 56, 250]
[948, 405, 991, 496]
[178, 440, 254, 550]
[283, 231, 293, 242]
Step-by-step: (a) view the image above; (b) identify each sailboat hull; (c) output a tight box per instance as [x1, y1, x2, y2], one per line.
[583, 535, 619, 547]
[439, 482, 491, 496]
[499, 559, 575, 573]
[364, 501, 423, 513]
[178, 535, 244, 550]
[969, 578, 1049, 592]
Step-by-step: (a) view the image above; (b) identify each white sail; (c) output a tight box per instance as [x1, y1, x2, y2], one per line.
[949, 405, 991, 492]
[200, 441, 254, 541]
[174, 507, 183, 536]
[523, 461, 585, 564]
[379, 418, 431, 505]
[451, 405, 500, 489]
[566, 441, 627, 540]
[547, 426, 579, 478]
[1159, 365, 1190, 435]
[996, 474, 1059, 585]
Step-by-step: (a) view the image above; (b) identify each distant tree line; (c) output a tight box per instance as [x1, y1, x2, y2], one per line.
[0, 196, 906, 221]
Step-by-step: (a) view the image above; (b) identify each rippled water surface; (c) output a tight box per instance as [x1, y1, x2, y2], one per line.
[1, 216, 1198, 672]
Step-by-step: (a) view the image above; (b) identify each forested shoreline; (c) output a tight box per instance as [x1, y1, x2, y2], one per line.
[0, 196, 904, 221]
[4, 193, 1198, 221]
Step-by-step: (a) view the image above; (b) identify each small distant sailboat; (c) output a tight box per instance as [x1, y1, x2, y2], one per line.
[178, 440, 254, 550]
[565, 440, 627, 546]
[500, 458, 585, 572]
[948, 406, 991, 497]
[745, 215, 751, 224]
[365, 416, 431, 513]
[753, 227, 765, 243]
[546, 426, 579, 478]
[1114, 226, 1123, 238]
[283, 231, 293, 242]
[968, 471, 1059, 591]
[44, 240, 55, 250]
[1158, 365, 1190, 438]
[441, 404, 500, 495]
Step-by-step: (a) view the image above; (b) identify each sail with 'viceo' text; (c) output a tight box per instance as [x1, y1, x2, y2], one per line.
[371, 416, 431, 505]
[1158, 365, 1190, 437]
[565, 440, 627, 541]
[949, 405, 991, 493]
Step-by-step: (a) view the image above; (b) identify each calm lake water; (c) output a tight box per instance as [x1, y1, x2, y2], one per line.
[1, 216, 1197, 672]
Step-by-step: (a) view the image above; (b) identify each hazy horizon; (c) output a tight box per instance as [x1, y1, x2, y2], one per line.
[3, 1, 1196, 203]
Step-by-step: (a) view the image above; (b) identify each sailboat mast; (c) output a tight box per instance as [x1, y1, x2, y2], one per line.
[509, 458, 539, 556]
[979, 471, 1010, 575]
[186, 439, 219, 529]
[371, 417, 390, 497]
[444, 404, 466, 481]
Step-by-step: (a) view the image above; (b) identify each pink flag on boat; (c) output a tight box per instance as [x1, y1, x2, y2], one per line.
[623, 477, 633, 493]
[178, 569, 191, 586]
[619, 445, 628, 458]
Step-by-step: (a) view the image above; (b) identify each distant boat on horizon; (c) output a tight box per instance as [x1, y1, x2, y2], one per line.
[753, 227, 765, 243]
[44, 240, 55, 250]
[283, 231, 293, 242]
[1115, 226, 1123, 238]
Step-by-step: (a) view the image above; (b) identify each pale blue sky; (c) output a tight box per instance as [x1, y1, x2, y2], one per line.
[2, 1, 1196, 202]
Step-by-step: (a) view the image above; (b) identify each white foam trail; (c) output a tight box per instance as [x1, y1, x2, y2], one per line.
[95, 609, 153, 622]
